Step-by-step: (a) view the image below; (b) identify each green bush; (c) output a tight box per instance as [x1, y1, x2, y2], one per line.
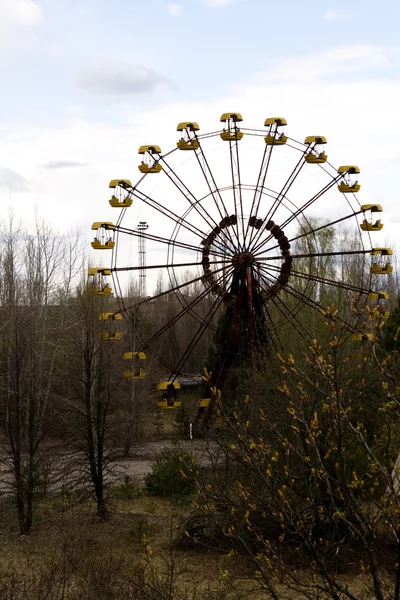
[144, 445, 198, 497]
[112, 475, 142, 500]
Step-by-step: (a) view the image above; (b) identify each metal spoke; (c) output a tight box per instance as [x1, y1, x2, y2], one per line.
[250, 143, 310, 251]
[157, 153, 234, 253]
[256, 209, 364, 256]
[131, 187, 228, 256]
[255, 248, 371, 262]
[268, 275, 358, 333]
[137, 267, 232, 351]
[262, 262, 371, 295]
[170, 294, 224, 380]
[192, 131, 237, 250]
[116, 225, 227, 259]
[227, 133, 244, 251]
[112, 258, 231, 272]
[251, 173, 342, 255]
[246, 144, 273, 248]
[118, 265, 229, 314]
[257, 269, 311, 340]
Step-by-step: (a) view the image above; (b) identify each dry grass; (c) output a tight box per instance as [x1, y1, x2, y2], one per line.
[0, 488, 380, 600]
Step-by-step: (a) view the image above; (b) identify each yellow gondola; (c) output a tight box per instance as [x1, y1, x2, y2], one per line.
[123, 351, 147, 379]
[177, 138, 200, 150]
[337, 165, 361, 193]
[265, 134, 288, 146]
[371, 264, 393, 275]
[108, 180, 133, 207]
[99, 313, 123, 321]
[220, 112, 244, 141]
[352, 333, 373, 342]
[157, 381, 181, 409]
[362, 204, 382, 213]
[264, 117, 287, 146]
[360, 205, 384, 231]
[124, 369, 147, 380]
[88, 267, 112, 295]
[138, 145, 162, 173]
[368, 291, 389, 300]
[123, 351, 146, 360]
[88, 267, 111, 276]
[176, 122, 200, 150]
[102, 331, 123, 341]
[370, 247, 392, 256]
[360, 219, 384, 232]
[91, 239, 115, 250]
[199, 398, 210, 408]
[265, 117, 287, 127]
[91, 222, 116, 249]
[304, 135, 328, 163]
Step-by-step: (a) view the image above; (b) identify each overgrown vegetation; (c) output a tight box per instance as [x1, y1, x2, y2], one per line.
[145, 445, 198, 498]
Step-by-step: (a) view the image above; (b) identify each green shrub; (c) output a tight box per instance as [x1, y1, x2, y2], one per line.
[144, 445, 198, 497]
[112, 476, 142, 500]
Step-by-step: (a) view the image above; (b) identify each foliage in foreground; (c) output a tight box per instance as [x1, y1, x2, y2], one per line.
[185, 321, 400, 600]
[145, 445, 199, 498]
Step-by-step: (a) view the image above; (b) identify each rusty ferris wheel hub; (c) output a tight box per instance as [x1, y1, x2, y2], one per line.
[231, 251, 255, 268]
[200, 217, 293, 304]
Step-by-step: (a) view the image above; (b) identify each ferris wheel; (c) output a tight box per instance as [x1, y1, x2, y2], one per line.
[89, 114, 391, 420]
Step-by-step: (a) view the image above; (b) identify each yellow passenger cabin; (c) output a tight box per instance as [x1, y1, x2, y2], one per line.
[88, 285, 112, 296]
[108, 180, 133, 207]
[91, 222, 116, 249]
[370, 247, 392, 256]
[124, 369, 147, 380]
[177, 138, 200, 150]
[304, 136, 328, 163]
[123, 351, 147, 360]
[157, 381, 181, 409]
[99, 312, 123, 321]
[177, 122, 200, 150]
[265, 117, 287, 127]
[109, 194, 133, 208]
[368, 291, 389, 301]
[352, 333, 373, 342]
[220, 112, 244, 141]
[265, 134, 288, 146]
[371, 264, 393, 275]
[123, 351, 147, 378]
[88, 267, 112, 276]
[91, 239, 115, 250]
[264, 117, 287, 145]
[102, 331, 123, 341]
[337, 165, 361, 193]
[360, 219, 383, 232]
[138, 145, 162, 173]
[361, 204, 384, 231]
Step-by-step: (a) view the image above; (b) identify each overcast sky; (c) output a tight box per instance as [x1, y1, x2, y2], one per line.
[1, 0, 400, 291]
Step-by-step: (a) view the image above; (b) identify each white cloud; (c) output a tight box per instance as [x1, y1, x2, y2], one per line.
[41, 160, 87, 170]
[167, 3, 182, 15]
[75, 62, 174, 96]
[259, 44, 390, 83]
[0, 167, 28, 191]
[1, 43, 400, 295]
[0, 0, 42, 28]
[323, 8, 344, 21]
[0, 0, 43, 59]
[205, 0, 236, 7]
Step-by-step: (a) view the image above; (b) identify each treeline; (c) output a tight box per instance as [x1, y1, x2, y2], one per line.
[0, 216, 397, 537]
